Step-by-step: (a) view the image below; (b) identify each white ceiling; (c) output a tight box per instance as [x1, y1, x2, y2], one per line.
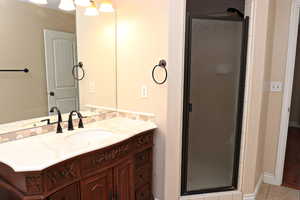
[18, 0, 63, 11]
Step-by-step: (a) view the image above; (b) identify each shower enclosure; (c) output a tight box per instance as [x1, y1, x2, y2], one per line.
[181, 14, 249, 195]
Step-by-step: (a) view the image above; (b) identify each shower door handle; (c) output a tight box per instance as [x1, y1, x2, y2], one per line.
[188, 103, 193, 112]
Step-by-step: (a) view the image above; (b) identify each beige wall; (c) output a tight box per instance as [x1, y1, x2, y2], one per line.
[0, 0, 75, 124]
[76, 7, 117, 110]
[254, 0, 275, 187]
[263, 0, 292, 175]
[238, 0, 272, 194]
[115, 0, 168, 198]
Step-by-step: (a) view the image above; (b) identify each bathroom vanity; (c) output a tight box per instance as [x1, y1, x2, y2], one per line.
[0, 119, 155, 200]
[0, 0, 158, 199]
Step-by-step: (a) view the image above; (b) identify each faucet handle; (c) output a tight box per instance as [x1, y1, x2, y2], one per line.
[56, 122, 63, 133]
[77, 112, 84, 129]
[78, 118, 84, 129]
[68, 114, 74, 131]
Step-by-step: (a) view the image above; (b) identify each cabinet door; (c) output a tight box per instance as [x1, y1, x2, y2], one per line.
[114, 158, 135, 200]
[81, 169, 113, 200]
[48, 183, 80, 200]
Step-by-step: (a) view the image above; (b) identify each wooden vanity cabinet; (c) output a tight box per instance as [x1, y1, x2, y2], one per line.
[0, 131, 154, 200]
[80, 169, 113, 200]
[113, 158, 135, 200]
[80, 158, 135, 200]
[47, 183, 80, 200]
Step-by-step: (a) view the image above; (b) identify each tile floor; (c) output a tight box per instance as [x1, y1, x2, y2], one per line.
[257, 184, 300, 200]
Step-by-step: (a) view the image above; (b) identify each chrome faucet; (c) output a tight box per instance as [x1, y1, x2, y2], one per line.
[49, 106, 63, 133]
[68, 111, 84, 131]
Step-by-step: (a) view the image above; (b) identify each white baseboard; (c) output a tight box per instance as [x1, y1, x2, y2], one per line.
[243, 174, 263, 200]
[263, 172, 281, 185]
[244, 193, 256, 200]
[180, 191, 242, 200]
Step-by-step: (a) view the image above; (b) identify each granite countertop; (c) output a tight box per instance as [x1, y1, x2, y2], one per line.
[0, 117, 157, 172]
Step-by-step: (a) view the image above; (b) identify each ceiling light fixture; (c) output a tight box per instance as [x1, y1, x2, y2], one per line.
[29, 0, 48, 5]
[99, 0, 114, 12]
[84, 1, 99, 16]
[59, 0, 76, 11]
[74, 0, 92, 7]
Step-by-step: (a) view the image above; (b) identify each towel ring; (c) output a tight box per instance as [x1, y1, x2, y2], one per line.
[152, 59, 167, 85]
[72, 62, 85, 81]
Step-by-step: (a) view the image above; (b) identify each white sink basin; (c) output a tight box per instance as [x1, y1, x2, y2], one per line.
[64, 128, 126, 146]
[39, 128, 127, 155]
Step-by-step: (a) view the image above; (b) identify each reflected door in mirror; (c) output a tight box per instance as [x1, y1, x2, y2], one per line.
[44, 30, 79, 114]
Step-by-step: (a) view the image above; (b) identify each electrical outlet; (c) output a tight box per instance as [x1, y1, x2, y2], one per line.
[141, 85, 148, 98]
[270, 81, 282, 92]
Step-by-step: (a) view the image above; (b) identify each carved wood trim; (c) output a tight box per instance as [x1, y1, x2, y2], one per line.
[25, 175, 43, 194]
[92, 143, 131, 166]
[45, 162, 79, 191]
[136, 134, 153, 147]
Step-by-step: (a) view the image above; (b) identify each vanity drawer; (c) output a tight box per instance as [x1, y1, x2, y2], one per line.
[135, 149, 152, 167]
[135, 184, 152, 200]
[135, 164, 151, 188]
[44, 161, 80, 192]
[81, 142, 132, 175]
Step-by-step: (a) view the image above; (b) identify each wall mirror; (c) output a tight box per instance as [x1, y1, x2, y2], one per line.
[0, 0, 117, 132]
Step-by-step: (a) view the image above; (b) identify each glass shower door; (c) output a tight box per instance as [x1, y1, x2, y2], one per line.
[181, 16, 248, 195]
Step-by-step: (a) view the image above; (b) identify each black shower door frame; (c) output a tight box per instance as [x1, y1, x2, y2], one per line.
[181, 14, 249, 196]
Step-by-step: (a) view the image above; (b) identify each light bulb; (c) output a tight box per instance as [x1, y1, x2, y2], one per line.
[84, 1, 99, 16]
[74, 0, 91, 7]
[29, 0, 48, 5]
[59, 0, 76, 11]
[99, 0, 114, 12]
